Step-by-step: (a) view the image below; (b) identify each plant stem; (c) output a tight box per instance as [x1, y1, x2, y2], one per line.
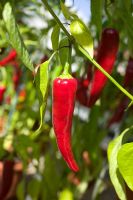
[78, 45, 133, 101]
[42, 0, 72, 41]
[41, 0, 133, 102]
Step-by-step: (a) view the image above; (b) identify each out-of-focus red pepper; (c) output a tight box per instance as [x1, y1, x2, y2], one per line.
[0, 86, 6, 104]
[52, 75, 79, 172]
[0, 50, 17, 67]
[87, 28, 119, 107]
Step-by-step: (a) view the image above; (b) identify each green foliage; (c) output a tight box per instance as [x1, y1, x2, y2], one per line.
[117, 143, 133, 191]
[3, 2, 34, 71]
[70, 19, 93, 58]
[0, 0, 133, 199]
[35, 60, 49, 130]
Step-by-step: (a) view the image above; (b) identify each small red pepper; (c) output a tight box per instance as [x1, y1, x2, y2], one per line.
[0, 50, 17, 67]
[52, 75, 79, 172]
[0, 86, 6, 103]
[88, 28, 119, 107]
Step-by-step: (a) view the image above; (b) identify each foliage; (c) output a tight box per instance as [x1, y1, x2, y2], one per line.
[0, 0, 133, 200]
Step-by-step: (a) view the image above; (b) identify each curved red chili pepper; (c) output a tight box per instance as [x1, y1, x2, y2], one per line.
[88, 28, 119, 107]
[0, 50, 17, 67]
[0, 86, 6, 103]
[52, 77, 79, 172]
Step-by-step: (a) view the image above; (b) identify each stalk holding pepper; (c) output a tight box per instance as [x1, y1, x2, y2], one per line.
[52, 74, 79, 172]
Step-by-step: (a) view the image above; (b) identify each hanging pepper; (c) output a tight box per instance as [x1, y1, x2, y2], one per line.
[0, 85, 6, 103]
[88, 28, 119, 107]
[52, 73, 79, 172]
[0, 49, 17, 67]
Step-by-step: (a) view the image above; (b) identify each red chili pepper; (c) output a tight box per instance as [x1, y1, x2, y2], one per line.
[88, 28, 119, 107]
[0, 86, 6, 103]
[0, 50, 17, 67]
[124, 57, 133, 88]
[52, 76, 79, 172]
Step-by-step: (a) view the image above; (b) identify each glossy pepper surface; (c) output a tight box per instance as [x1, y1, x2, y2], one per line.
[52, 77, 79, 172]
[88, 28, 119, 107]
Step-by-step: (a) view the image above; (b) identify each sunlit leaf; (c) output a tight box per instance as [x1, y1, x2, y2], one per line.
[70, 19, 93, 58]
[117, 143, 133, 191]
[3, 2, 34, 71]
[35, 60, 49, 130]
[51, 24, 60, 51]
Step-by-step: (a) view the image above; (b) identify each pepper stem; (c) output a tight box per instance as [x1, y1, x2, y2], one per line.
[62, 62, 69, 75]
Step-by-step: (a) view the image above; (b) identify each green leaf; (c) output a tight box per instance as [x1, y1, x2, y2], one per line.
[35, 60, 49, 130]
[27, 177, 41, 200]
[13, 135, 39, 164]
[91, 0, 103, 36]
[59, 37, 69, 67]
[107, 128, 130, 200]
[16, 180, 25, 200]
[51, 24, 60, 51]
[60, 1, 71, 20]
[70, 19, 93, 58]
[3, 2, 34, 71]
[117, 143, 133, 191]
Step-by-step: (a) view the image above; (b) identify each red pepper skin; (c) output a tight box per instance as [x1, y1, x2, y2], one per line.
[0, 86, 6, 103]
[52, 77, 79, 172]
[124, 57, 133, 88]
[0, 50, 17, 67]
[88, 28, 119, 107]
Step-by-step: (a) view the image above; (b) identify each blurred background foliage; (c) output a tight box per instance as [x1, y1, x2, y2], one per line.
[0, 0, 133, 200]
